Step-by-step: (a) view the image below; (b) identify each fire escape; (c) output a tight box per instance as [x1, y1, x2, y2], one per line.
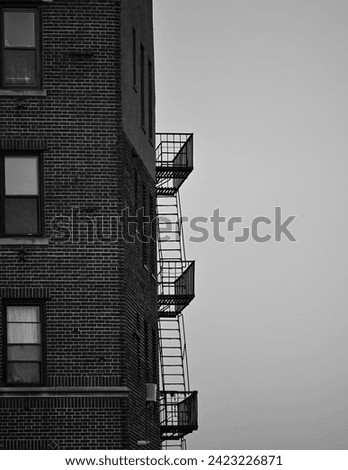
[156, 133, 198, 448]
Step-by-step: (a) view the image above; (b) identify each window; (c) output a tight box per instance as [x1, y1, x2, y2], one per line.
[132, 28, 137, 89]
[1, 8, 41, 88]
[1, 154, 43, 236]
[152, 328, 157, 382]
[142, 185, 148, 266]
[144, 320, 149, 381]
[148, 59, 153, 142]
[136, 312, 141, 376]
[149, 193, 156, 274]
[3, 301, 44, 385]
[140, 44, 145, 130]
[134, 169, 138, 213]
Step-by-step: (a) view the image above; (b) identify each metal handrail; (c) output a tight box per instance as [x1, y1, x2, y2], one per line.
[156, 133, 193, 169]
[157, 260, 195, 298]
[160, 391, 198, 433]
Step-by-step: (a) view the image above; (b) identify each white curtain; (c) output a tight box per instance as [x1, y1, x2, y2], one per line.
[7, 306, 40, 344]
[7, 306, 39, 322]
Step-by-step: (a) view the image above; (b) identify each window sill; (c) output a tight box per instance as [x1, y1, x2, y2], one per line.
[0, 386, 130, 397]
[0, 90, 47, 97]
[0, 238, 49, 246]
[0, 0, 53, 3]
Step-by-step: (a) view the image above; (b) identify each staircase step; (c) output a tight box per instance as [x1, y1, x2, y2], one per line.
[157, 212, 178, 216]
[158, 222, 179, 225]
[163, 382, 185, 386]
[160, 327, 180, 330]
[162, 365, 183, 368]
[158, 230, 180, 233]
[163, 375, 184, 378]
[159, 248, 182, 251]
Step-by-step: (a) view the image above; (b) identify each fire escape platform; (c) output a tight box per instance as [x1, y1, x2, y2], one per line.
[158, 260, 195, 316]
[156, 133, 193, 196]
[158, 295, 195, 306]
[160, 391, 198, 442]
[158, 299, 195, 318]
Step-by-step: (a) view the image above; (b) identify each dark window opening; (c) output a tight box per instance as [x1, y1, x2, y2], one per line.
[148, 59, 153, 142]
[140, 44, 145, 130]
[152, 328, 157, 382]
[134, 169, 139, 213]
[144, 320, 149, 381]
[142, 185, 148, 267]
[149, 193, 156, 274]
[132, 27, 137, 89]
[136, 312, 141, 375]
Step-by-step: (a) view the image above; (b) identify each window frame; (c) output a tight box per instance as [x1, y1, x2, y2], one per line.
[0, 151, 44, 238]
[140, 43, 145, 131]
[0, 6, 42, 90]
[149, 192, 156, 274]
[148, 58, 153, 143]
[132, 27, 137, 91]
[2, 299, 46, 387]
[144, 319, 149, 381]
[151, 327, 157, 383]
[141, 184, 148, 268]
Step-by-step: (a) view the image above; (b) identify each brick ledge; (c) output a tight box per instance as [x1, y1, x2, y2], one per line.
[0, 90, 47, 97]
[0, 238, 49, 245]
[0, 387, 129, 398]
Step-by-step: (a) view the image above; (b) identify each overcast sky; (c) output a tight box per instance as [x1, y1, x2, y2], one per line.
[154, 0, 348, 450]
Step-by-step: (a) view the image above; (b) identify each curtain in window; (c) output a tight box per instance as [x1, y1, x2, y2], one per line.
[7, 306, 40, 343]
[6, 306, 41, 383]
[7, 305, 39, 322]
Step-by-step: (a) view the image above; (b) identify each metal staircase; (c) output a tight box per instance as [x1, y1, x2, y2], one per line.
[156, 133, 198, 448]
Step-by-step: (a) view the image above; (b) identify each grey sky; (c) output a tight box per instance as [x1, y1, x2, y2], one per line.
[154, 0, 348, 450]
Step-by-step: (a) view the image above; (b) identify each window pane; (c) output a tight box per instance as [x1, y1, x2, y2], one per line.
[8, 323, 40, 344]
[132, 28, 136, 86]
[5, 197, 39, 235]
[7, 306, 40, 323]
[4, 50, 36, 85]
[5, 156, 39, 195]
[8, 345, 41, 361]
[7, 362, 40, 383]
[140, 45, 145, 127]
[4, 12, 36, 47]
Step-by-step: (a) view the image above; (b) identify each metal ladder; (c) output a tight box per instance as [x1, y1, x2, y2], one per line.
[157, 193, 189, 392]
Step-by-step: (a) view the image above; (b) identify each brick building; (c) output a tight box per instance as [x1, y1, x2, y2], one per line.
[0, 0, 198, 451]
[0, 0, 160, 449]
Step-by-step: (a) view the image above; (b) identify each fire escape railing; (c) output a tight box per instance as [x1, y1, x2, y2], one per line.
[160, 391, 198, 441]
[156, 133, 198, 446]
[158, 260, 195, 311]
[156, 133, 193, 195]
